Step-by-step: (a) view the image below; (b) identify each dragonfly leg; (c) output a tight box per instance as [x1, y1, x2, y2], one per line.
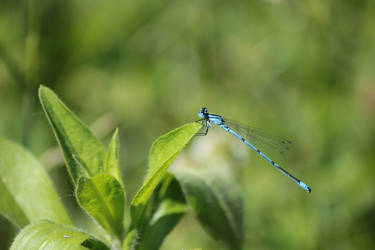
[195, 120, 209, 136]
[196, 126, 209, 136]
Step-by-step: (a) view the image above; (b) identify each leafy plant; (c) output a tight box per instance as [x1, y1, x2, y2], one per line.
[0, 86, 244, 250]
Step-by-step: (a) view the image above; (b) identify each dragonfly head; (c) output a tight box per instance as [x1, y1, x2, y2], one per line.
[198, 107, 208, 118]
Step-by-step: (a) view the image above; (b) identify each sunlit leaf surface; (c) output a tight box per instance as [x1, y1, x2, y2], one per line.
[0, 138, 72, 228]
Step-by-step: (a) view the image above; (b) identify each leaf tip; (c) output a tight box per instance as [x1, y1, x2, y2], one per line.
[38, 85, 54, 104]
[111, 128, 119, 143]
[38, 84, 48, 95]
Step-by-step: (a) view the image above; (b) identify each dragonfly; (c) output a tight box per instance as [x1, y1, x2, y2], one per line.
[197, 107, 311, 193]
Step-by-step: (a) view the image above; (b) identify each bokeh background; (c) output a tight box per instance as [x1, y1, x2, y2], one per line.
[1, 0, 375, 249]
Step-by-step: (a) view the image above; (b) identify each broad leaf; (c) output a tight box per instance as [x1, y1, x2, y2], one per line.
[130, 122, 201, 229]
[0, 180, 28, 228]
[122, 229, 138, 250]
[137, 200, 186, 250]
[136, 174, 187, 250]
[172, 168, 244, 250]
[76, 174, 125, 240]
[104, 128, 122, 184]
[10, 220, 109, 250]
[39, 85, 106, 184]
[0, 138, 72, 228]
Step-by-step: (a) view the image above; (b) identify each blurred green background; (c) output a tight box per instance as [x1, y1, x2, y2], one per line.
[1, 0, 375, 249]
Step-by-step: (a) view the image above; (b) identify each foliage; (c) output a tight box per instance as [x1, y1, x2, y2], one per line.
[1, 0, 375, 249]
[10, 220, 109, 250]
[0, 86, 244, 250]
[0, 138, 72, 228]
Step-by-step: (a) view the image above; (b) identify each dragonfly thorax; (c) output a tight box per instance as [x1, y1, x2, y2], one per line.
[198, 107, 224, 126]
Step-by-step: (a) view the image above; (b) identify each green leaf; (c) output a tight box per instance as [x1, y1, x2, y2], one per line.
[0, 138, 72, 228]
[136, 174, 187, 250]
[39, 85, 106, 184]
[172, 168, 244, 250]
[10, 220, 109, 250]
[122, 229, 138, 250]
[0, 180, 28, 228]
[81, 238, 111, 250]
[104, 128, 122, 184]
[130, 122, 201, 229]
[137, 200, 185, 250]
[76, 173, 125, 240]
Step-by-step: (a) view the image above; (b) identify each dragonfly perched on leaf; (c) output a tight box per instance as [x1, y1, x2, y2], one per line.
[196, 107, 311, 193]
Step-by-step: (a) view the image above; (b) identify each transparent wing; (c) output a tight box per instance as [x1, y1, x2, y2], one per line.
[223, 119, 292, 160]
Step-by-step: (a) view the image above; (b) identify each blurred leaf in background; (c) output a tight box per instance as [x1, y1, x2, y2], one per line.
[1, 0, 375, 249]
